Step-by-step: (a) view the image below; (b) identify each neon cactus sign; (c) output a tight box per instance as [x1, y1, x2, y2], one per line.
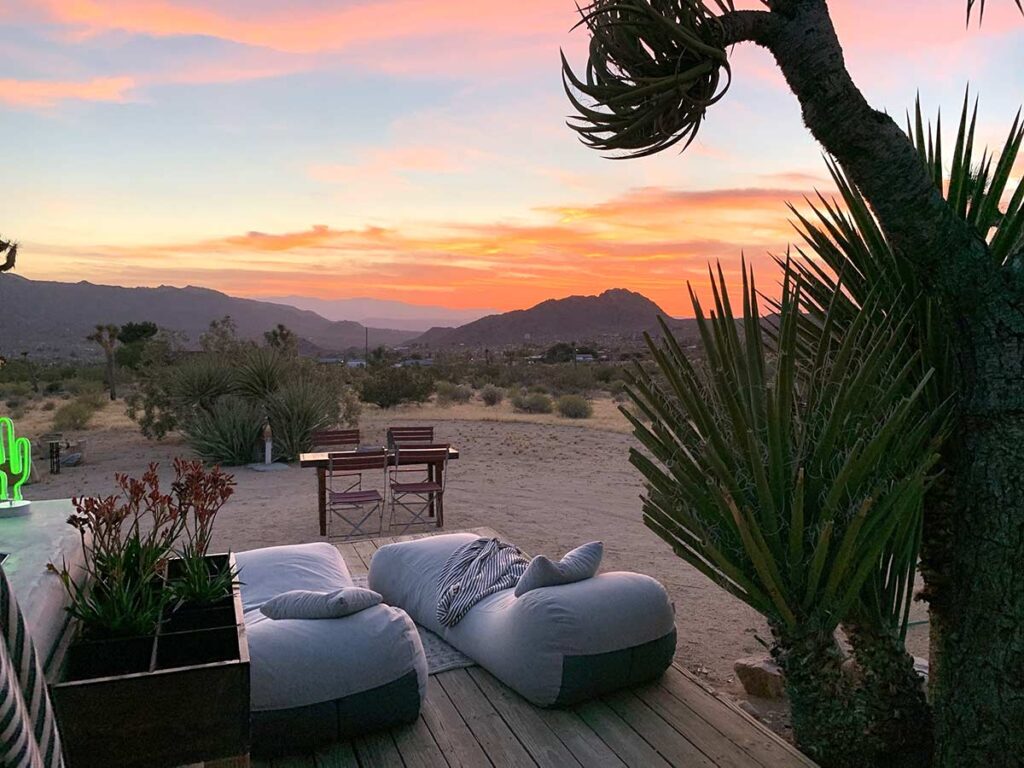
[0, 416, 31, 506]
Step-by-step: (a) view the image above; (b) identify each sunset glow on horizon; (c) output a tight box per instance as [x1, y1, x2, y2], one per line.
[3, 1, 1022, 317]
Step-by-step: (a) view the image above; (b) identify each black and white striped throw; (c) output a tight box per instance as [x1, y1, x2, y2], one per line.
[436, 538, 529, 627]
[1, 564, 65, 768]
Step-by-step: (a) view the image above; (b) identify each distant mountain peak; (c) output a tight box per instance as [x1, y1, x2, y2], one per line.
[412, 288, 677, 348]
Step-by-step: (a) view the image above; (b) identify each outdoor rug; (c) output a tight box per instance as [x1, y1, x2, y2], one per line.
[353, 575, 476, 675]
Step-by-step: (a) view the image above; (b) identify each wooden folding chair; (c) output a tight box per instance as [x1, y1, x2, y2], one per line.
[326, 449, 387, 540]
[312, 429, 360, 451]
[386, 426, 434, 448]
[388, 444, 450, 534]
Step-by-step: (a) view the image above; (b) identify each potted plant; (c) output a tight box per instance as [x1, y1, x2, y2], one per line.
[48, 460, 249, 768]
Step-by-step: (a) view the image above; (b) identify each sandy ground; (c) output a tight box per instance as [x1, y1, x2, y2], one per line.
[7, 394, 929, 715]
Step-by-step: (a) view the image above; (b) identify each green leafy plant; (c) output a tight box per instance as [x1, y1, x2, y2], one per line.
[167, 458, 237, 606]
[49, 465, 186, 639]
[625, 265, 943, 767]
[556, 394, 593, 419]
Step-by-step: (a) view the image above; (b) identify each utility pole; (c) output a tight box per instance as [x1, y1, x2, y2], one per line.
[364, 327, 369, 362]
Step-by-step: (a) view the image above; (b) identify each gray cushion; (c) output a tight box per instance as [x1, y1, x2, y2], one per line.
[369, 533, 675, 707]
[236, 543, 427, 715]
[260, 588, 382, 620]
[514, 542, 603, 597]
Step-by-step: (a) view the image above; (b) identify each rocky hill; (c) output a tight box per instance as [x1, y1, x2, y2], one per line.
[412, 289, 691, 348]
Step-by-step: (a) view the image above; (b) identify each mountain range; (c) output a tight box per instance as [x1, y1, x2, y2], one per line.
[263, 295, 495, 332]
[412, 289, 692, 347]
[0, 277, 693, 360]
[0, 275, 415, 360]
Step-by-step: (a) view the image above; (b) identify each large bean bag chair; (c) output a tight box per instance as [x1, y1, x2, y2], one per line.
[236, 543, 427, 756]
[368, 533, 676, 707]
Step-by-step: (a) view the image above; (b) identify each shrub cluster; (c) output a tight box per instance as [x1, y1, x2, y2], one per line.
[511, 391, 553, 414]
[435, 380, 473, 406]
[556, 394, 593, 419]
[359, 366, 434, 409]
[127, 346, 358, 464]
[480, 384, 504, 406]
[52, 391, 107, 431]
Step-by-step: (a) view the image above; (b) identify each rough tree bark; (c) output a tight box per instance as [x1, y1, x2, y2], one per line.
[714, 2, 1024, 764]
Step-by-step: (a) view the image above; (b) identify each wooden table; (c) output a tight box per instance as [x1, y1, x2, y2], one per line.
[299, 446, 459, 536]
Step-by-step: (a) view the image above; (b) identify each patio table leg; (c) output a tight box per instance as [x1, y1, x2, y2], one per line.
[317, 467, 327, 536]
[435, 462, 445, 527]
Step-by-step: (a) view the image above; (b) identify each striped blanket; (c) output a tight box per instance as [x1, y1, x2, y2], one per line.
[1, 565, 65, 768]
[436, 538, 529, 627]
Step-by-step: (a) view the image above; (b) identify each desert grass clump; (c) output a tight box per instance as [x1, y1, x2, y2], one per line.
[556, 394, 593, 419]
[511, 391, 553, 414]
[182, 395, 263, 466]
[480, 384, 504, 406]
[266, 378, 340, 461]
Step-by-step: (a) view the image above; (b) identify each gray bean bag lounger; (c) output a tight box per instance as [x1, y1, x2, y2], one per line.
[236, 543, 427, 756]
[368, 533, 676, 707]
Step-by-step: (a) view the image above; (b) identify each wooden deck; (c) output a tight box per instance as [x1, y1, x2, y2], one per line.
[250, 528, 814, 768]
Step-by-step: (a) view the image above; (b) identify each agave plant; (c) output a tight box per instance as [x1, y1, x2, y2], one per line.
[625, 264, 941, 766]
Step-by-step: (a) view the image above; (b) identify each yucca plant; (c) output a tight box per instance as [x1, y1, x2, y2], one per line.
[265, 378, 340, 461]
[182, 395, 263, 466]
[625, 263, 942, 767]
[235, 346, 288, 401]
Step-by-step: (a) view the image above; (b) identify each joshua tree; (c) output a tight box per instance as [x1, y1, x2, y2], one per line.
[0, 238, 17, 272]
[264, 323, 298, 355]
[87, 324, 120, 401]
[563, 1, 1024, 765]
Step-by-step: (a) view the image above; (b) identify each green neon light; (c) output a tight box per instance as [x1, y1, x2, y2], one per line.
[0, 416, 31, 503]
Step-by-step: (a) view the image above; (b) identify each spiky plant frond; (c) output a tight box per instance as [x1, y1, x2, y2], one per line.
[562, 0, 734, 158]
[967, 0, 1024, 23]
[626, 264, 941, 636]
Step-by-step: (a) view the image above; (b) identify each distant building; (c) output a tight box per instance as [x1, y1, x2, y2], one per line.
[396, 358, 433, 368]
[317, 356, 344, 365]
[345, 359, 367, 368]
[574, 354, 596, 364]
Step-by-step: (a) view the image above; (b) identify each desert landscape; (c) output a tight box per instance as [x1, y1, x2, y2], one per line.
[14, 393, 930, 711]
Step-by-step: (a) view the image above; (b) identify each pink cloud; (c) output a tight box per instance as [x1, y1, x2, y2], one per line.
[0, 76, 135, 107]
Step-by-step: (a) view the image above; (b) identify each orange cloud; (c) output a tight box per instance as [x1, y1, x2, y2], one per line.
[25, 185, 819, 316]
[0, 76, 134, 107]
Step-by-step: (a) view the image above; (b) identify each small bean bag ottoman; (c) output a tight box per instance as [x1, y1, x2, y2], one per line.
[236, 542, 427, 756]
[368, 533, 676, 707]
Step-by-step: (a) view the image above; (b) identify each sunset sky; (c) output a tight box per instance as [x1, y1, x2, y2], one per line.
[3, 1, 1022, 316]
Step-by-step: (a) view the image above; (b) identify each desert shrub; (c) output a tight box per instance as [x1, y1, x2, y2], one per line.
[53, 396, 102, 430]
[435, 381, 473, 406]
[44, 381, 62, 395]
[360, 367, 434, 409]
[181, 395, 263, 465]
[511, 391, 553, 414]
[339, 386, 362, 427]
[528, 383, 550, 395]
[480, 384, 504, 406]
[5, 397, 22, 410]
[556, 394, 593, 419]
[42, 401, 56, 412]
[266, 379, 340, 461]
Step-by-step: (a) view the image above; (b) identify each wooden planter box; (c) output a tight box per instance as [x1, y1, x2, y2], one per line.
[49, 553, 250, 768]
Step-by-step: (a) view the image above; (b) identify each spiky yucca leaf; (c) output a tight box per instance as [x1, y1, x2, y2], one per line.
[626, 264, 940, 635]
[967, 0, 1024, 23]
[562, 0, 734, 158]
